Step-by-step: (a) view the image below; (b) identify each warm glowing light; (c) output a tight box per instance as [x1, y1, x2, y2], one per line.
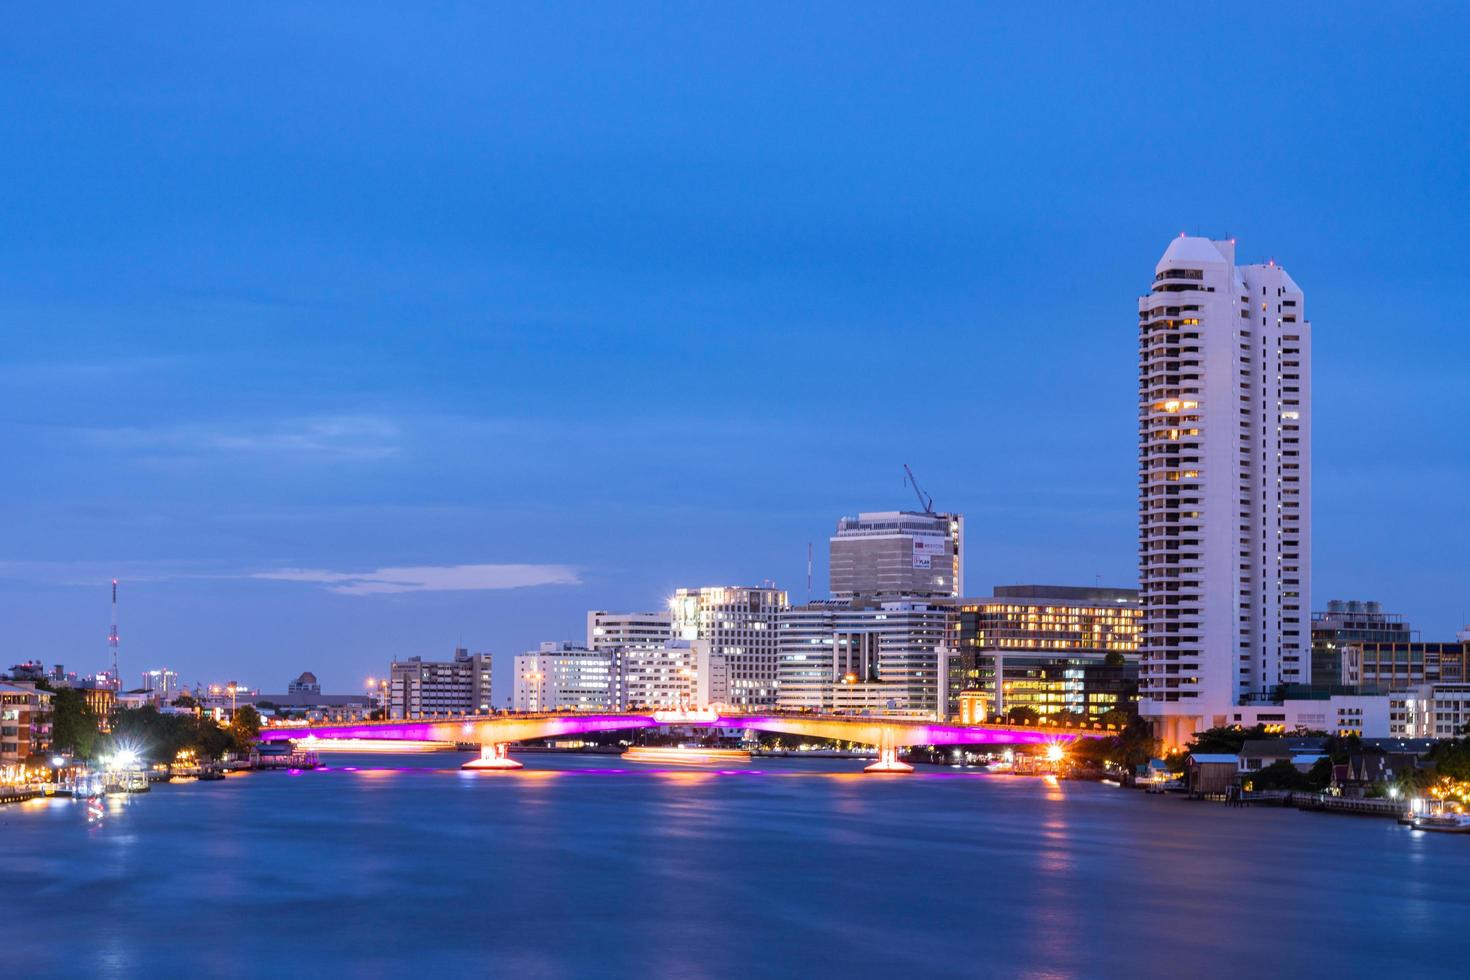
[1044, 743, 1065, 763]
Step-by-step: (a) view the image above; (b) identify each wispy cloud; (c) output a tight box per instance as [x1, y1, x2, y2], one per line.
[252, 563, 581, 596]
[82, 415, 400, 462]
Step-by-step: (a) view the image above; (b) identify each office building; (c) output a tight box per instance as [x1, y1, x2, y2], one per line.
[388, 648, 493, 718]
[513, 642, 615, 712]
[616, 639, 708, 710]
[1350, 638, 1470, 691]
[1138, 236, 1312, 746]
[588, 610, 675, 708]
[957, 585, 1142, 722]
[287, 671, 322, 695]
[1309, 600, 1414, 688]
[587, 610, 673, 653]
[830, 511, 963, 600]
[671, 586, 788, 708]
[777, 598, 955, 718]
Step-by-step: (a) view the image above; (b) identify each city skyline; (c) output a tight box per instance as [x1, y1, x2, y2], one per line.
[2, 6, 1467, 695]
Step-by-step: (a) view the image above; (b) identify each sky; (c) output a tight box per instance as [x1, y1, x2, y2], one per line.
[1, 4, 1467, 698]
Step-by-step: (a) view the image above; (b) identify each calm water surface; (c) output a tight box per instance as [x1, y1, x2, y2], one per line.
[5, 752, 1469, 978]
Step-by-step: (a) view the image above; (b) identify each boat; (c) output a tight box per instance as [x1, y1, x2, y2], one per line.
[621, 745, 751, 766]
[1412, 809, 1470, 833]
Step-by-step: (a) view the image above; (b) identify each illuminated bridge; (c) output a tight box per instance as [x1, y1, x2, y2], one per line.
[258, 709, 1109, 773]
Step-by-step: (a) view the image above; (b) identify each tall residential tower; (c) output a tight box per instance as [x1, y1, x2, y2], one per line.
[1138, 236, 1311, 746]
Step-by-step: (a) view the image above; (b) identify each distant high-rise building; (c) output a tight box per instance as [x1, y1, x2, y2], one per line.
[670, 586, 788, 708]
[388, 648, 492, 718]
[513, 642, 614, 712]
[140, 668, 180, 697]
[1138, 236, 1311, 746]
[829, 511, 963, 600]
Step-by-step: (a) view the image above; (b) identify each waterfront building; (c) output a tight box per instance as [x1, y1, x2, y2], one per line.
[776, 598, 954, 718]
[671, 586, 788, 709]
[956, 585, 1142, 722]
[1223, 694, 1389, 738]
[1138, 236, 1312, 747]
[1310, 600, 1413, 688]
[616, 638, 706, 709]
[388, 648, 493, 718]
[513, 643, 614, 712]
[0, 682, 52, 765]
[830, 510, 963, 600]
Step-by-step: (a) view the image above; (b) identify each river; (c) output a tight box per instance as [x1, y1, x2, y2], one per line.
[4, 752, 1469, 978]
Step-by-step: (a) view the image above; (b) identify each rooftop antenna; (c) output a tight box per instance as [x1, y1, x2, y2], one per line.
[109, 579, 120, 691]
[806, 543, 813, 601]
[902, 463, 936, 515]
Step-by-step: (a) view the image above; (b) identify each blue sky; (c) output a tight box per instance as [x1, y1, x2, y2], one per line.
[2, 4, 1466, 697]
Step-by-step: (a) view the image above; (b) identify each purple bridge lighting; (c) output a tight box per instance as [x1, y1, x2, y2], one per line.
[259, 710, 1108, 774]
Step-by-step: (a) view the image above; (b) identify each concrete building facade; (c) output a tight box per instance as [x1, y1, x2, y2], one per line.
[776, 598, 955, 718]
[389, 648, 493, 718]
[1138, 236, 1312, 746]
[513, 642, 614, 713]
[671, 586, 788, 709]
[830, 511, 963, 600]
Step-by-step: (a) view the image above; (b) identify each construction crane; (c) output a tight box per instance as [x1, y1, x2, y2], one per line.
[902, 464, 935, 515]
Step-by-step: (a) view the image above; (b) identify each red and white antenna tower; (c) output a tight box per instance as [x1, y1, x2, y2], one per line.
[109, 579, 120, 691]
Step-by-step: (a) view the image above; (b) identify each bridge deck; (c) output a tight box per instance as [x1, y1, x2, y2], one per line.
[259, 711, 1110, 748]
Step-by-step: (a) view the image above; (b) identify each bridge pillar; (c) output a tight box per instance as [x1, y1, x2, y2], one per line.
[864, 742, 913, 774]
[462, 742, 523, 770]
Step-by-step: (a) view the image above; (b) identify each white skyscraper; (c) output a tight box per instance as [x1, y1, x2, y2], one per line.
[1138, 236, 1311, 747]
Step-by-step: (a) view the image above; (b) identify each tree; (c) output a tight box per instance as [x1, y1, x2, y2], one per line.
[1006, 706, 1040, 725]
[50, 687, 101, 759]
[1103, 651, 1126, 667]
[1242, 759, 1315, 792]
[1189, 724, 1273, 756]
[230, 705, 263, 755]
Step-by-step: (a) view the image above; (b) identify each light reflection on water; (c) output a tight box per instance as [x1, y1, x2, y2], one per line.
[6, 752, 1470, 978]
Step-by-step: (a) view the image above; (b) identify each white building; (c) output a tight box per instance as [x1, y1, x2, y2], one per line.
[777, 598, 955, 718]
[513, 642, 615, 713]
[830, 511, 963, 600]
[1138, 236, 1312, 747]
[670, 586, 788, 708]
[587, 610, 672, 653]
[616, 638, 710, 710]
[389, 648, 493, 718]
[588, 610, 674, 708]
